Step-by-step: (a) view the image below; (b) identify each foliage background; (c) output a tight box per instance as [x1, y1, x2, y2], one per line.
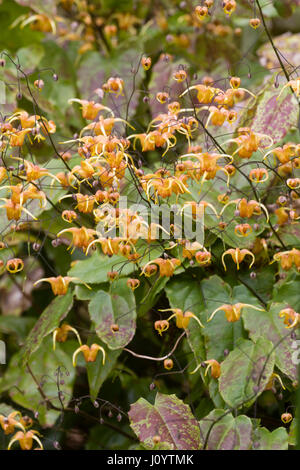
[0, 0, 299, 450]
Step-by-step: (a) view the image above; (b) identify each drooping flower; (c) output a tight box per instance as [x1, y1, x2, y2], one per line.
[72, 344, 106, 366]
[208, 303, 264, 323]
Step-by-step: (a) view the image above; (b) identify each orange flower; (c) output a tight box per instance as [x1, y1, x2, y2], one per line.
[87, 237, 122, 256]
[141, 56, 151, 70]
[222, 248, 255, 271]
[69, 99, 113, 120]
[226, 128, 272, 159]
[73, 344, 106, 366]
[208, 303, 264, 323]
[221, 198, 269, 220]
[156, 92, 169, 104]
[250, 18, 260, 29]
[249, 168, 269, 183]
[34, 275, 86, 295]
[180, 84, 221, 104]
[264, 143, 298, 165]
[278, 77, 300, 99]
[204, 359, 221, 378]
[234, 223, 252, 237]
[6, 258, 24, 273]
[159, 308, 204, 329]
[0, 411, 24, 435]
[195, 251, 212, 266]
[287, 178, 300, 190]
[223, 0, 236, 15]
[8, 129, 32, 147]
[173, 69, 187, 82]
[8, 430, 43, 450]
[154, 320, 170, 336]
[62, 210, 77, 223]
[52, 323, 82, 350]
[265, 372, 285, 391]
[281, 413, 293, 424]
[102, 77, 124, 96]
[57, 227, 96, 253]
[127, 278, 140, 290]
[164, 359, 174, 370]
[141, 258, 181, 277]
[275, 207, 290, 225]
[0, 183, 46, 220]
[279, 308, 300, 328]
[11, 158, 60, 184]
[0, 166, 7, 183]
[195, 5, 209, 20]
[272, 248, 300, 271]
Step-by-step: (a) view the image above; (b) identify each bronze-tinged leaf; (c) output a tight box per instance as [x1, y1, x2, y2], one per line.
[236, 75, 299, 145]
[257, 32, 300, 70]
[77, 47, 144, 119]
[128, 392, 201, 450]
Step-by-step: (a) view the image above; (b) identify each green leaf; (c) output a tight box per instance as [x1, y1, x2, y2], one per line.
[254, 426, 289, 450]
[88, 279, 136, 349]
[273, 223, 300, 247]
[135, 277, 168, 316]
[165, 273, 206, 367]
[128, 392, 201, 450]
[87, 335, 122, 401]
[68, 253, 134, 284]
[219, 337, 275, 408]
[16, 44, 45, 72]
[243, 302, 297, 380]
[0, 316, 35, 340]
[237, 265, 276, 305]
[0, 403, 16, 417]
[288, 418, 297, 446]
[0, 337, 76, 426]
[273, 277, 300, 311]
[202, 276, 246, 362]
[14, 0, 57, 15]
[166, 274, 247, 363]
[20, 289, 74, 366]
[199, 409, 253, 449]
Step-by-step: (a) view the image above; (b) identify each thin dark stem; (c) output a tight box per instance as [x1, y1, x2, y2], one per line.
[26, 364, 138, 442]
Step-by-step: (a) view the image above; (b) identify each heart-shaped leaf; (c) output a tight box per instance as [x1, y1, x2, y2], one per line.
[219, 337, 275, 408]
[88, 279, 136, 349]
[128, 392, 201, 450]
[243, 302, 297, 380]
[68, 253, 134, 284]
[199, 409, 253, 450]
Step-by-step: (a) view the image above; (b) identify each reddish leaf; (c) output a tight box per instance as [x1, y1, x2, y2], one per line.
[233, 75, 299, 145]
[128, 392, 201, 450]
